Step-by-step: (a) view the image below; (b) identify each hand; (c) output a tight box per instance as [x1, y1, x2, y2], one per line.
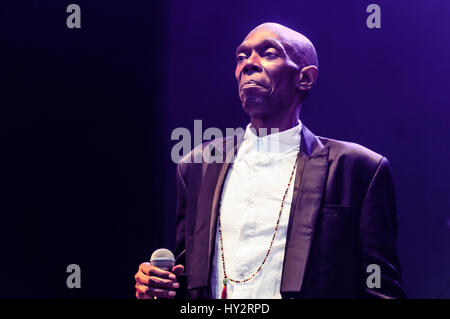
[134, 262, 184, 299]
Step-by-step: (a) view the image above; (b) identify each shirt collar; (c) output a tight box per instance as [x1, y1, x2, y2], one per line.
[243, 120, 302, 154]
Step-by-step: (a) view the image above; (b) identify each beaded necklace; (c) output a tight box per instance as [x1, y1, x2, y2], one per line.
[217, 152, 299, 299]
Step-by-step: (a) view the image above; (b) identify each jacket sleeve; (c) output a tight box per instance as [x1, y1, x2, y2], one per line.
[359, 157, 406, 298]
[174, 161, 188, 298]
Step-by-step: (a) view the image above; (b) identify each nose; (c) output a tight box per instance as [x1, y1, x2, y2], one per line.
[243, 52, 262, 74]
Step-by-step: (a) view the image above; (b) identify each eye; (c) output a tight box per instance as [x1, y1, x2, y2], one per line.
[236, 53, 247, 63]
[263, 49, 279, 59]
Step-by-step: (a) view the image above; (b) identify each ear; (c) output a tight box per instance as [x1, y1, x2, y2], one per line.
[296, 65, 319, 91]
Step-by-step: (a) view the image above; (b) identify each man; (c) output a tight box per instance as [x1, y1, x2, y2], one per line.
[134, 22, 405, 299]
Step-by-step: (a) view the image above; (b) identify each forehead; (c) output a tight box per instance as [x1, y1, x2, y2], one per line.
[236, 29, 287, 53]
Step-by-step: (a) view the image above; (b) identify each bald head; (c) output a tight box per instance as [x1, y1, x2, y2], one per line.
[246, 22, 318, 69]
[235, 22, 319, 124]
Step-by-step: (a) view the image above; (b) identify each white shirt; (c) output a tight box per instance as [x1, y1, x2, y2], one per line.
[210, 121, 302, 299]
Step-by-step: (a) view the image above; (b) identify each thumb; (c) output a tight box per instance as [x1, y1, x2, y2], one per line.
[172, 264, 184, 276]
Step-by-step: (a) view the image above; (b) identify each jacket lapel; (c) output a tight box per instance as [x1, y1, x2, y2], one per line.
[189, 126, 329, 294]
[280, 125, 330, 294]
[189, 134, 244, 290]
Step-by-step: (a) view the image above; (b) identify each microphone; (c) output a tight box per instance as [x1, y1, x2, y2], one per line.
[150, 248, 175, 271]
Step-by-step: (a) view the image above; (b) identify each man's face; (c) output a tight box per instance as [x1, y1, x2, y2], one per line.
[235, 28, 300, 117]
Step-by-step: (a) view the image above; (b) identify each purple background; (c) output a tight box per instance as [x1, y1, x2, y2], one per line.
[1, 0, 449, 298]
[162, 0, 450, 298]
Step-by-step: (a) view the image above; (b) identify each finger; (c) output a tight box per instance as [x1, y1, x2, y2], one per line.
[148, 264, 177, 280]
[148, 276, 179, 289]
[135, 272, 152, 285]
[135, 284, 150, 296]
[139, 262, 152, 275]
[172, 264, 184, 276]
[135, 283, 177, 299]
[135, 271, 147, 284]
[136, 291, 152, 299]
[148, 287, 177, 298]
[139, 262, 176, 280]
[136, 272, 178, 289]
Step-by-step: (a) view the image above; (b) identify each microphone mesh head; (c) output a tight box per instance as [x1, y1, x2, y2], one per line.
[150, 248, 175, 261]
[150, 248, 175, 270]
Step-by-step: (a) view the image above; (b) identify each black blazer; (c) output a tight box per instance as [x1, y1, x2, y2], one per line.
[173, 125, 406, 299]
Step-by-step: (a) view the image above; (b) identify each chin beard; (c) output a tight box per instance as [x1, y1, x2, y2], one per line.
[241, 94, 267, 109]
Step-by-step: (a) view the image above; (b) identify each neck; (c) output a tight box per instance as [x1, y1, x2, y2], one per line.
[250, 106, 300, 137]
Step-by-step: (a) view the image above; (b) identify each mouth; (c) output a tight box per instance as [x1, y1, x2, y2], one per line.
[241, 80, 268, 90]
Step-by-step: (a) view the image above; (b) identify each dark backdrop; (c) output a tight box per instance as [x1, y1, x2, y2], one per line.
[1, 1, 166, 298]
[1, 0, 449, 298]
